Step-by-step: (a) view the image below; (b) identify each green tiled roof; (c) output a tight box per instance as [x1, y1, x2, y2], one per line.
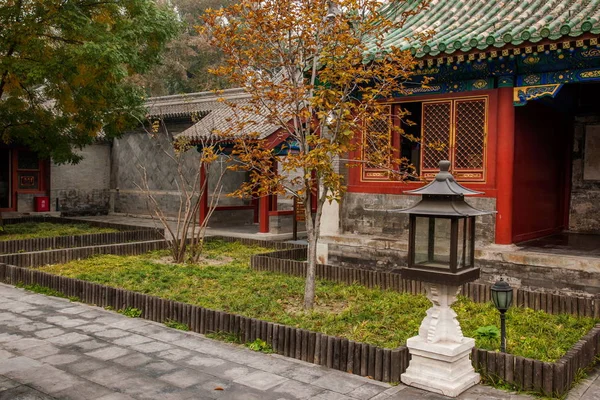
[382, 0, 600, 57]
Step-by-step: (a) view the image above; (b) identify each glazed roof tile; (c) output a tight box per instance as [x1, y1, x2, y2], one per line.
[381, 0, 600, 58]
[175, 98, 285, 142]
[145, 88, 247, 118]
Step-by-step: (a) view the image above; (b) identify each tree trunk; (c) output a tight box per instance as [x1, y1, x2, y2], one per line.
[303, 184, 323, 310]
[304, 232, 318, 309]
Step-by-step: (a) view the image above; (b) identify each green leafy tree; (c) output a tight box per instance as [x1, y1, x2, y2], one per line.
[133, 0, 235, 96]
[0, 0, 179, 163]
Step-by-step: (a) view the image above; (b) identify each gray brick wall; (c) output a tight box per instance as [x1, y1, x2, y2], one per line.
[111, 123, 249, 220]
[50, 143, 111, 215]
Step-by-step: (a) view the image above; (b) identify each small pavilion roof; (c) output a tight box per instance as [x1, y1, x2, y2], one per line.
[379, 0, 600, 58]
[175, 98, 291, 146]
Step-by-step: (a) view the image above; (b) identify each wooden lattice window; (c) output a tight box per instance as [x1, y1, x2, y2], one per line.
[362, 105, 392, 180]
[421, 97, 487, 182]
[421, 101, 452, 170]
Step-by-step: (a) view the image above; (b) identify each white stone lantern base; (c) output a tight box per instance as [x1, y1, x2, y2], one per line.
[401, 284, 480, 398]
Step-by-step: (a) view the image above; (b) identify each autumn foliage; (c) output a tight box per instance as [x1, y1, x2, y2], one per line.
[201, 0, 429, 309]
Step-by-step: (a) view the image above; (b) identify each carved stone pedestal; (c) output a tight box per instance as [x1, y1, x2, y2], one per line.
[401, 284, 479, 398]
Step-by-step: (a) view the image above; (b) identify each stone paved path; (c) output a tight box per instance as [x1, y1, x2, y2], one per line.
[567, 364, 600, 400]
[72, 215, 301, 241]
[0, 283, 534, 400]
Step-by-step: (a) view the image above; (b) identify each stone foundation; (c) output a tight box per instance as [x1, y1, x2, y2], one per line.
[268, 214, 305, 234]
[321, 233, 600, 296]
[341, 192, 497, 245]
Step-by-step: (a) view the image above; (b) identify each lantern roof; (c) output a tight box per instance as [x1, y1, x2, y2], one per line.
[398, 196, 493, 217]
[491, 278, 513, 293]
[395, 160, 495, 217]
[405, 160, 483, 197]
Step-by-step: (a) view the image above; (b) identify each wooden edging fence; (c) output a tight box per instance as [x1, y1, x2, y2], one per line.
[2, 216, 159, 232]
[0, 236, 597, 397]
[0, 229, 163, 255]
[0, 234, 303, 269]
[471, 325, 600, 397]
[251, 250, 600, 319]
[0, 258, 597, 397]
[0, 240, 169, 267]
[0, 262, 411, 384]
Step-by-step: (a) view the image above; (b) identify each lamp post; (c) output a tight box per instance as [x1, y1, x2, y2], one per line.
[491, 278, 513, 353]
[396, 160, 495, 397]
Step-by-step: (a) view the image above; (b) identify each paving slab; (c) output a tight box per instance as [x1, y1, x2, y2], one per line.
[567, 364, 600, 400]
[0, 384, 56, 400]
[0, 282, 538, 400]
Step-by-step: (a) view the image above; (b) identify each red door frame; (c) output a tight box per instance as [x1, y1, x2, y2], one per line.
[0, 148, 49, 213]
[0, 148, 14, 212]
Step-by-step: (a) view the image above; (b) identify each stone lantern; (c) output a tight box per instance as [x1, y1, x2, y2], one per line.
[398, 160, 494, 397]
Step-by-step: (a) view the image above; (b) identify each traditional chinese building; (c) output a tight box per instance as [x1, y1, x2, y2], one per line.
[0, 90, 249, 219]
[319, 0, 600, 294]
[0, 147, 49, 213]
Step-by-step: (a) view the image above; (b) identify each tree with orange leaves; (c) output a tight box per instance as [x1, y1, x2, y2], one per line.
[201, 0, 430, 309]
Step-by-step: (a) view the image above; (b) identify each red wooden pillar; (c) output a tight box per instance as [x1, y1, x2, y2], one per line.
[495, 87, 516, 244]
[199, 165, 208, 225]
[259, 195, 269, 233]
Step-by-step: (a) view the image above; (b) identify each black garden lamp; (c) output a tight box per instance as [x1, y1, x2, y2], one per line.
[399, 160, 495, 287]
[491, 278, 513, 353]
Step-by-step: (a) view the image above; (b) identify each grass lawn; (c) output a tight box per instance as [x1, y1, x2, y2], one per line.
[39, 240, 598, 362]
[0, 222, 119, 241]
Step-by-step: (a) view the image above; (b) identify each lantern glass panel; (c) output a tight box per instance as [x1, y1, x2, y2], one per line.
[492, 290, 507, 310]
[414, 217, 430, 265]
[456, 217, 474, 269]
[465, 217, 473, 267]
[506, 288, 514, 309]
[414, 216, 451, 269]
[457, 218, 465, 269]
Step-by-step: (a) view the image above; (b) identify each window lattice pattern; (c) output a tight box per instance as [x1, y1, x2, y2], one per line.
[422, 102, 451, 169]
[364, 109, 391, 169]
[454, 100, 486, 169]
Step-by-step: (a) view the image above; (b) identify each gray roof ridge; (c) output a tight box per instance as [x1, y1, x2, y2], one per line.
[145, 89, 250, 109]
[146, 87, 246, 103]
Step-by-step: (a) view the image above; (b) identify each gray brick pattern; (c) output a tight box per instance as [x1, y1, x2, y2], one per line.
[50, 144, 112, 216]
[112, 128, 249, 219]
[112, 127, 195, 192]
